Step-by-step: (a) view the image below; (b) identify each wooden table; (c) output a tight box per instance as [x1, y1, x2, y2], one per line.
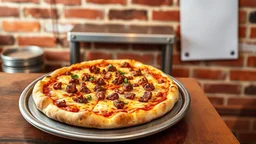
[0, 73, 239, 144]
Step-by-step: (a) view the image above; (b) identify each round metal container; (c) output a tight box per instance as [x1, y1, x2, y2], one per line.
[1, 46, 44, 73]
[2, 64, 44, 73]
[1, 46, 44, 67]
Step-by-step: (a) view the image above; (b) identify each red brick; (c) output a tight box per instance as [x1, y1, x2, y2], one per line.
[86, 51, 113, 60]
[228, 97, 256, 106]
[24, 8, 58, 18]
[239, 10, 247, 24]
[64, 8, 103, 19]
[2, 0, 38, 3]
[0, 35, 15, 45]
[171, 67, 189, 77]
[18, 36, 56, 47]
[117, 53, 153, 64]
[45, 51, 70, 62]
[131, 44, 162, 51]
[44, 0, 80, 5]
[239, 26, 246, 38]
[250, 27, 256, 38]
[2, 21, 40, 32]
[247, 56, 256, 67]
[239, 132, 256, 143]
[205, 55, 244, 67]
[152, 10, 179, 22]
[157, 53, 200, 66]
[193, 69, 227, 80]
[80, 42, 92, 48]
[224, 118, 250, 131]
[240, 0, 256, 7]
[87, 0, 126, 5]
[132, 0, 172, 6]
[207, 96, 224, 105]
[45, 64, 62, 72]
[0, 6, 19, 17]
[109, 9, 147, 20]
[230, 70, 256, 81]
[94, 43, 129, 49]
[204, 83, 241, 94]
[245, 85, 256, 95]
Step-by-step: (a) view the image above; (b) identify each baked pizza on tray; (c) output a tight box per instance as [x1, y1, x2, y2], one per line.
[32, 59, 179, 129]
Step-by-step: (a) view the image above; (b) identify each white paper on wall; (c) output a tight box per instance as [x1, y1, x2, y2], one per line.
[180, 0, 238, 61]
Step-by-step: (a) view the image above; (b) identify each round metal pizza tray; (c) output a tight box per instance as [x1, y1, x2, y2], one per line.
[19, 74, 191, 142]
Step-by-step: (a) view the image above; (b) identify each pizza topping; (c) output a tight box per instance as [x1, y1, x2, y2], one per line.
[80, 82, 91, 93]
[107, 64, 117, 72]
[72, 94, 88, 103]
[139, 91, 152, 102]
[112, 75, 125, 85]
[124, 92, 135, 100]
[89, 76, 97, 83]
[114, 88, 124, 94]
[96, 78, 106, 85]
[66, 83, 77, 93]
[90, 66, 100, 74]
[96, 91, 105, 100]
[93, 85, 106, 92]
[123, 78, 128, 83]
[106, 92, 119, 100]
[87, 95, 92, 100]
[121, 62, 131, 68]
[132, 83, 139, 87]
[71, 74, 79, 79]
[118, 70, 125, 75]
[69, 78, 79, 84]
[138, 77, 148, 86]
[102, 70, 112, 79]
[126, 76, 133, 80]
[132, 69, 142, 76]
[53, 82, 62, 90]
[82, 73, 90, 81]
[113, 100, 124, 109]
[56, 100, 66, 107]
[143, 83, 155, 91]
[123, 83, 133, 92]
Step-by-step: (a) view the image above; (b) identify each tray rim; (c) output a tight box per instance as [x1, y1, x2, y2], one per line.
[19, 74, 191, 142]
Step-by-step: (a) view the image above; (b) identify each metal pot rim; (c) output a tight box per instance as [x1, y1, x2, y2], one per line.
[1, 46, 44, 61]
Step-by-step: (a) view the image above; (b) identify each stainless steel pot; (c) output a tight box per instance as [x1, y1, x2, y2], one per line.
[1, 46, 45, 73]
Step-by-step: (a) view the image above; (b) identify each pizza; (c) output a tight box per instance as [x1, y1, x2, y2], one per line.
[32, 59, 179, 129]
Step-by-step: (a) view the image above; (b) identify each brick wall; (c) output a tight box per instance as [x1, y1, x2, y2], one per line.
[0, 0, 256, 143]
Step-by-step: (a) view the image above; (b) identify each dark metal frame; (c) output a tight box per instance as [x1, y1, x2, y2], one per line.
[68, 31, 175, 74]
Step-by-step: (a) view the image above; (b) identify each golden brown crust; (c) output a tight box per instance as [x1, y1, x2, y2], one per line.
[32, 59, 179, 129]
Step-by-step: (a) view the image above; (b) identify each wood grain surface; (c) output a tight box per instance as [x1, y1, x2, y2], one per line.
[0, 73, 239, 144]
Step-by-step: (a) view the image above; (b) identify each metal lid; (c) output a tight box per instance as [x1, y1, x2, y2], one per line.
[1, 46, 44, 67]
[2, 64, 44, 73]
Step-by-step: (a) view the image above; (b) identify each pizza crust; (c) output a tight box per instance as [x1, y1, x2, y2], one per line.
[32, 59, 179, 129]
